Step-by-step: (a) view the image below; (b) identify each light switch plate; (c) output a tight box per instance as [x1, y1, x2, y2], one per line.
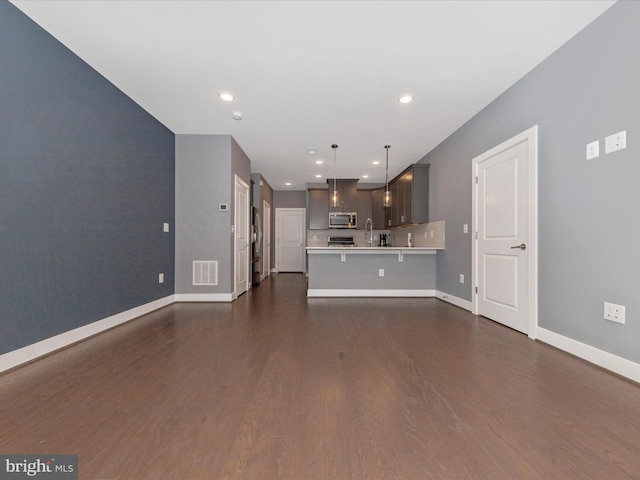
[163, 222, 170, 232]
[586, 140, 599, 160]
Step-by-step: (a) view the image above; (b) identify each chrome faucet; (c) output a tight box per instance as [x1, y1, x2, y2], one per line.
[365, 217, 373, 247]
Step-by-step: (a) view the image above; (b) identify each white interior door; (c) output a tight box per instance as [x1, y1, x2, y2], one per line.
[235, 176, 249, 297]
[473, 126, 537, 337]
[263, 200, 271, 279]
[276, 208, 305, 273]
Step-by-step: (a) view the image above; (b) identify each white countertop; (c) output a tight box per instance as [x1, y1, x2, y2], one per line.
[306, 246, 442, 261]
[306, 246, 442, 250]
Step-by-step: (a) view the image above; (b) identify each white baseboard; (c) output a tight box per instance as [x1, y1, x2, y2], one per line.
[536, 327, 640, 384]
[0, 295, 175, 374]
[174, 293, 233, 302]
[307, 289, 436, 298]
[435, 290, 473, 311]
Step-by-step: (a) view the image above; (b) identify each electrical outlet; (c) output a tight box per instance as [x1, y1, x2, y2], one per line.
[459, 274, 464, 284]
[159, 273, 164, 284]
[605, 130, 626, 154]
[378, 269, 384, 277]
[604, 302, 625, 324]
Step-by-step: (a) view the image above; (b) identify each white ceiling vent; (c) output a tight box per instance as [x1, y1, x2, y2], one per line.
[193, 260, 218, 286]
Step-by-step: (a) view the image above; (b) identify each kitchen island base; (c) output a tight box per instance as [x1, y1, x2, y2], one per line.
[306, 247, 438, 298]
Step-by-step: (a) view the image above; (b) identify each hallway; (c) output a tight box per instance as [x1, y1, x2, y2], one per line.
[1, 274, 640, 479]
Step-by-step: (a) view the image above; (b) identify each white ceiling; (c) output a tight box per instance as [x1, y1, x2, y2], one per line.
[12, 0, 615, 190]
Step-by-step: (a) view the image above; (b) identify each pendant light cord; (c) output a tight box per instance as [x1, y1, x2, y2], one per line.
[385, 145, 390, 192]
[332, 144, 338, 207]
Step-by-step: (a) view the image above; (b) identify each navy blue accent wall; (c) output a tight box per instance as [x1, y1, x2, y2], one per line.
[0, 2, 175, 355]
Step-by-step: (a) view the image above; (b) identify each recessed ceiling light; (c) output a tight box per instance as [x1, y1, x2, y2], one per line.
[307, 147, 317, 155]
[372, 161, 380, 165]
[285, 182, 292, 186]
[315, 160, 324, 165]
[315, 174, 322, 178]
[362, 175, 369, 179]
[219, 92, 234, 102]
[398, 94, 413, 104]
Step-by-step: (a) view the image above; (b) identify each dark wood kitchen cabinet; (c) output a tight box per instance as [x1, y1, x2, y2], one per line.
[327, 179, 358, 213]
[356, 190, 372, 229]
[308, 188, 329, 229]
[371, 188, 387, 229]
[386, 164, 430, 228]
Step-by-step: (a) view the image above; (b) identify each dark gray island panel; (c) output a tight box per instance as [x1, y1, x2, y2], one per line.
[306, 247, 438, 297]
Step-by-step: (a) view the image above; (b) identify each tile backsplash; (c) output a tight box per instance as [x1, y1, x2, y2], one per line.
[306, 229, 389, 247]
[390, 220, 445, 248]
[307, 220, 445, 248]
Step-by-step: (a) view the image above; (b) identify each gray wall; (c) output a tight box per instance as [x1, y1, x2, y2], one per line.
[423, 1, 640, 363]
[175, 135, 251, 295]
[175, 135, 231, 294]
[0, 3, 175, 355]
[274, 190, 306, 208]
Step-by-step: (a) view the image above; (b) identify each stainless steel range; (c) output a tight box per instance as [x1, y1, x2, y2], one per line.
[328, 236, 355, 247]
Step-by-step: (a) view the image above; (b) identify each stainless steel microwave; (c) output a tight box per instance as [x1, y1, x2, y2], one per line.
[329, 212, 357, 229]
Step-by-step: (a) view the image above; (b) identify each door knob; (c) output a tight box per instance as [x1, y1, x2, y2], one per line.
[510, 243, 527, 250]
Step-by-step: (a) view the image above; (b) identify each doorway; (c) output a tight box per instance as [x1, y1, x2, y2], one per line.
[263, 201, 271, 279]
[275, 208, 306, 273]
[472, 126, 538, 337]
[234, 175, 250, 298]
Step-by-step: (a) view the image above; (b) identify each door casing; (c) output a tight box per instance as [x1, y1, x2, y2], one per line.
[234, 175, 250, 298]
[275, 208, 306, 273]
[263, 200, 271, 279]
[472, 125, 538, 339]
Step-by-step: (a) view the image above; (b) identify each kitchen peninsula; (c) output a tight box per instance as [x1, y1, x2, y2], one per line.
[306, 221, 445, 297]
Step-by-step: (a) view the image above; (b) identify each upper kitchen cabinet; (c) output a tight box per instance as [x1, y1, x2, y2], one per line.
[356, 190, 372, 229]
[308, 188, 329, 229]
[327, 179, 358, 212]
[386, 164, 430, 228]
[371, 188, 387, 229]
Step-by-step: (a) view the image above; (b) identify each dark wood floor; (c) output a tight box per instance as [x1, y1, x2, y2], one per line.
[2, 274, 640, 479]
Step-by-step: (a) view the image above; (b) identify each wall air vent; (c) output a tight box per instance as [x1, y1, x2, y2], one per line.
[193, 260, 218, 286]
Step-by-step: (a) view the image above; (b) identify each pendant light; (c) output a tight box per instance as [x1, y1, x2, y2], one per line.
[383, 145, 391, 207]
[331, 144, 339, 208]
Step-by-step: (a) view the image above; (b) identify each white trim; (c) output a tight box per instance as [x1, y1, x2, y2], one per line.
[262, 200, 271, 280]
[307, 289, 436, 298]
[234, 175, 250, 297]
[174, 293, 234, 302]
[0, 295, 174, 374]
[472, 125, 538, 339]
[435, 291, 473, 311]
[536, 327, 640, 384]
[275, 208, 307, 273]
